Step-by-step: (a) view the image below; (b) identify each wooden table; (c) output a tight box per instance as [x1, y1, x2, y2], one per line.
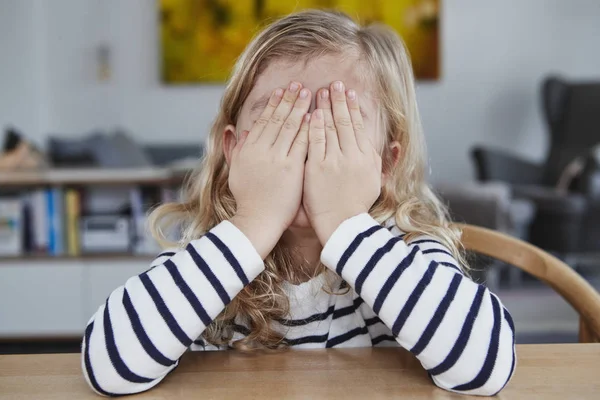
[1, 344, 599, 399]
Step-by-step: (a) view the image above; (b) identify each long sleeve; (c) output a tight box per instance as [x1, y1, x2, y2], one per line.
[321, 213, 516, 396]
[81, 221, 264, 396]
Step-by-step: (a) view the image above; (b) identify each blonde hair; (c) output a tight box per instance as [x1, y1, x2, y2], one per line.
[149, 9, 465, 349]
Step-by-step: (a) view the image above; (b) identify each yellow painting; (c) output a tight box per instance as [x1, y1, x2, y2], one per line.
[159, 0, 440, 83]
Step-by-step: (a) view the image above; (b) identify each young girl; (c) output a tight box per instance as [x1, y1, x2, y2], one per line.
[82, 10, 515, 396]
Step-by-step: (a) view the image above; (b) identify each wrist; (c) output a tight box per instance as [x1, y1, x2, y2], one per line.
[313, 210, 365, 246]
[230, 212, 285, 259]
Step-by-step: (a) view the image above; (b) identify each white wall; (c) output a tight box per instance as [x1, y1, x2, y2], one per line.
[2, 0, 600, 182]
[41, 0, 223, 143]
[420, 0, 600, 182]
[0, 0, 45, 139]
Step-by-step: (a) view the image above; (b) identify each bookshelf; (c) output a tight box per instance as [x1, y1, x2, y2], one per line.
[0, 167, 188, 187]
[0, 167, 188, 339]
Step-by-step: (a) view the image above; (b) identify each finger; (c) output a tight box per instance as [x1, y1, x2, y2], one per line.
[308, 109, 326, 161]
[247, 88, 283, 143]
[347, 89, 371, 152]
[274, 88, 311, 154]
[316, 87, 330, 110]
[259, 81, 302, 145]
[330, 81, 357, 152]
[237, 130, 250, 148]
[317, 89, 340, 155]
[290, 113, 310, 160]
[231, 130, 249, 161]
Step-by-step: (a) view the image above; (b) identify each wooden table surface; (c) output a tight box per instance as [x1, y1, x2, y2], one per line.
[1, 344, 599, 399]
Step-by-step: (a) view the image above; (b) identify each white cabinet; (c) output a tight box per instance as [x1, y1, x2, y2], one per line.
[83, 261, 149, 320]
[0, 258, 151, 338]
[0, 263, 85, 337]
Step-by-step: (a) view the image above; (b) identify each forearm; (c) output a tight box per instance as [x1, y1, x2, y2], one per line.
[321, 213, 516, 396]
[82, 220, 264, 396]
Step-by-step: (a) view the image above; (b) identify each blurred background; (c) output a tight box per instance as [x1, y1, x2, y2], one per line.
[1, 0, 600, 352]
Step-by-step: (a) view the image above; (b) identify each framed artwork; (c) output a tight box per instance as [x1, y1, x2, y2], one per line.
[159, 0, 440, 83]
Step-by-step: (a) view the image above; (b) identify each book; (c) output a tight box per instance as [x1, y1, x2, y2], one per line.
[20, 193, 33, 252]
[0, 197, 23, 256]
[31, 189, 48, 252]
[65, 189, 81, 256]
[47, 188, 64, 255]
[130, 186, 162, 255]
[129, 186, 144, 225]
[160, 187, 177, 203]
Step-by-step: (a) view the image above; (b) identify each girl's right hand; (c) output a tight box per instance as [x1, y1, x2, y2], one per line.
[229, 82, 311, 259]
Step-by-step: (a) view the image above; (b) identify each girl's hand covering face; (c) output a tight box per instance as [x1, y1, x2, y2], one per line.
[303, 81, 382, 244]
[229, 82, 311, 258]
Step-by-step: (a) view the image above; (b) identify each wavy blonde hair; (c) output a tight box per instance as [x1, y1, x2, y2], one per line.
[149, 9, 465, 349]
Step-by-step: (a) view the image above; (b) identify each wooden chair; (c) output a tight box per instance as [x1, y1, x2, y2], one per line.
[458, 224, 600, 343]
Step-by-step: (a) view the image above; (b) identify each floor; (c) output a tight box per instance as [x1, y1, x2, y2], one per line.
[497, 271, 600, 344]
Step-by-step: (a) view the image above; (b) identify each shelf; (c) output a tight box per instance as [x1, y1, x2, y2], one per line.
[0, 167, 190, 187]
[0, 253, 154, 263]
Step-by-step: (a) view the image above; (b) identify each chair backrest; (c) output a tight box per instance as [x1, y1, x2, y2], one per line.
[458, 223, 600, 343]
[542, 77, 600, 186]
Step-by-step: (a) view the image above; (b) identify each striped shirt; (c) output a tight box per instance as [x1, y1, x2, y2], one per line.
[82, 213, 516, 396]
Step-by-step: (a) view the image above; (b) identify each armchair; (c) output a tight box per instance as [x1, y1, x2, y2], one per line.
[472, 77, 600, 255]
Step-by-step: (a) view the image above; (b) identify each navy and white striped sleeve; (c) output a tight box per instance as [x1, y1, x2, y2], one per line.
[81, 221, 264, 396]
[321, 213, 516, 396]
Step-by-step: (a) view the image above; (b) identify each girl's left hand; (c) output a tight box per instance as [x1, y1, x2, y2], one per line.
[303, 81, 382, 245]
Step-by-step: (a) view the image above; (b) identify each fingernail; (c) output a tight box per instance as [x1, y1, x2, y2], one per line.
[320, 89, 329, 100]
[289, 82, 300, 92]
[274, 88, 283, 97]
[333, 81, 344, 92]
[347, 89, 356, 100]
[315, 109, 323, 119]
[299, 88, 309, 98]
